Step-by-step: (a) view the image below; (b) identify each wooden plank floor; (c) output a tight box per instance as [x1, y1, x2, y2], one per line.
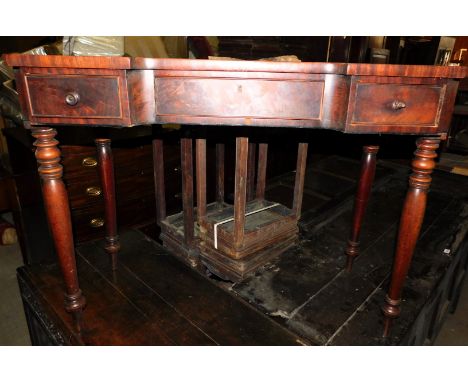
[17, 155, 468, 345]
[19, 229, 305, 345]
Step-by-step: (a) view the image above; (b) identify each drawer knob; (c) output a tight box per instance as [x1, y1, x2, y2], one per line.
[89, 218, 104, 228]
[392, 100, 406, 110]
[65, 92, 80, 106]
[82, 157, 97, 167]
[86, 186, 102, 196]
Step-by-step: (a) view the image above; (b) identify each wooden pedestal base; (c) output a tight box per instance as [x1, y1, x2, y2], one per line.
[160, 202, 229, 268]
[197, 198, 298, 281]
[200, 233, 297, 282]
[193, 137, 307, 282]
[199, 199, 297, 260]
[160, 230, 199, 268]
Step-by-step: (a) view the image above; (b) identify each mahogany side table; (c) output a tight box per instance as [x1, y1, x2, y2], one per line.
[4, 53, 466, 338]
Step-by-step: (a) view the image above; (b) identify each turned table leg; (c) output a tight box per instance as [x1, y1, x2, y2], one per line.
[382, 137, 440, 337]
[95, 139, 120, 270]
[345, 145, 379, 271]
[32, 127, 86, 330]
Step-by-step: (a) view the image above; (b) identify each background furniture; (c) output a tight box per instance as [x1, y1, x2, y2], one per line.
[3, 127, 163, 264]
[447, 77, 468, 153]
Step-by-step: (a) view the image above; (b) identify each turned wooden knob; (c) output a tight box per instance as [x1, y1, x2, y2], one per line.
[391, 100, 406, 110]
[65, 92, 80, 106]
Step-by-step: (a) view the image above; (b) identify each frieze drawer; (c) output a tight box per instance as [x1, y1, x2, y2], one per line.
[18, 68, 131, 126]
[154, 73, 348, 129]
[345, 77, 457, 134]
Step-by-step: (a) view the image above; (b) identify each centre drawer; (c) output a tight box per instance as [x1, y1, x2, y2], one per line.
[345, 76, 451, 134]
[153, 72, 348, 129]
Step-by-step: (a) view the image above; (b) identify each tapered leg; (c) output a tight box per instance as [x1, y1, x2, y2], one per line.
[95, 139, 120, 270]
[32, 127, 86, 330]
[233, 137, 249, 250]
[180, 138, 194, 247]
[216, 143, 225, 205]
[246, 142, 256, 202]
[256, 143, 268, 200]
[152, 139, 166, 226]
[382, 137, 440, 337]
[292, 143, 308, 220]
[345, 145, 379, 271]
[196, 139, 207, 226]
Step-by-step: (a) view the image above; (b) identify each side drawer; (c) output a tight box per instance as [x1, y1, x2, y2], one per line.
[17, 68, 131, 126]
[61, 144, 154, 180]
[66, 167, 155, 209]
[71, 194, 156, 242]
[61, 146, 99, 180]
[345, 76, 458, 134]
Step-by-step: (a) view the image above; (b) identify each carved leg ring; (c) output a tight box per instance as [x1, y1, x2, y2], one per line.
[95, 139, 120, 270]
[346, 145, 379, 271]
[382, 137, 440, 337]
[32, 128, 86, 328]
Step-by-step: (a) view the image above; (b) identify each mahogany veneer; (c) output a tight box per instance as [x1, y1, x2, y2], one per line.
[6, 54, 464, 133]
[4, 53, 467, 340]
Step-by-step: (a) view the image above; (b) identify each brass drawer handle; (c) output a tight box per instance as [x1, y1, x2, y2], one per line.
[89, 218, 104, 228]
[82, 157, 97, 167]
[65, 92, 80, 106]
[86, 186, 102, 196]
[392, 100, 406, 110]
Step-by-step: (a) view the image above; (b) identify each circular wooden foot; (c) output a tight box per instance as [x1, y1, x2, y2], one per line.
[382, 295, 401, 337]
[64, 289, 86, 313]
[345, 239, 360, 271]
[105, 236, 121, 270]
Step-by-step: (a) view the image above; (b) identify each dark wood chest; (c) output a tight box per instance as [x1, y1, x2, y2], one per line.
[3, 126, 184, 264]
